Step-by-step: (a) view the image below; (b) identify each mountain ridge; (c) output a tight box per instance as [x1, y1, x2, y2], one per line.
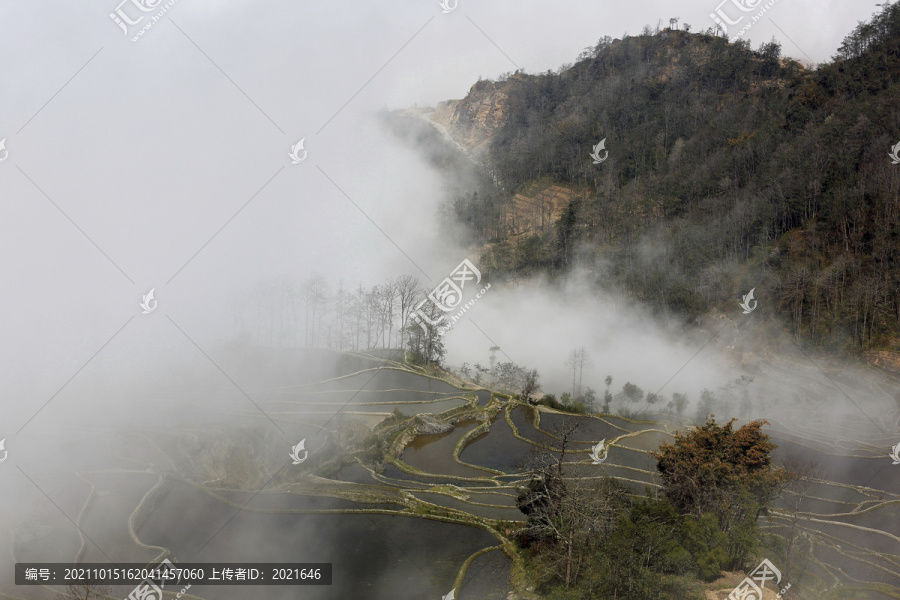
[413, 7, 900, 357]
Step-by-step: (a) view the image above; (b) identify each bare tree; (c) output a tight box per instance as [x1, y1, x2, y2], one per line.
[521, 368, 541, 402]
[489, 345, 501, 373]
[301, 273, 328, 347]
[564, 347, 593, 397]
[403, 298, 446, 366]
[352, 283, 366, 351]
[517, 421, 628, 587]
[396, 275, 421, 349]
[334, 279, 347, 351]
[365, 285, 381, 350]
[779, 459, 821, 583]
[379, 279, 399, 348]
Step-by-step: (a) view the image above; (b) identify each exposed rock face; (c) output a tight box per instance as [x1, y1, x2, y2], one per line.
[427, 74, 586, 241]
[501, 184, 586, 237]
[429, 75, 525, 159]
[864, 350, 900, 377]
[414, 414, 454, 435]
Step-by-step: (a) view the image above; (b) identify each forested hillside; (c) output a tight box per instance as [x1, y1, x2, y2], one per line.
[424, 3, 900, 355]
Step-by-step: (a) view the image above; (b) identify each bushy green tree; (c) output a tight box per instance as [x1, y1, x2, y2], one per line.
[651, 417, 790, 573]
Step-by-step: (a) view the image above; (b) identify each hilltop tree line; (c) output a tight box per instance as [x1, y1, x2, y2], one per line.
[439, 2, 900, 353]
[230, 274, 448, 366]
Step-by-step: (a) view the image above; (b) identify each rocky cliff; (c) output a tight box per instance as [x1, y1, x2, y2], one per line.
[428, 75, 526, 159]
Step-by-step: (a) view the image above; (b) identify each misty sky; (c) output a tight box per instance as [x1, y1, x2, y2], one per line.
[0, 0, 884, 428]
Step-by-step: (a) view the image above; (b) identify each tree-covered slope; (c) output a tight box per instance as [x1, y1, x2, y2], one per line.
[436, 3, 900, 355]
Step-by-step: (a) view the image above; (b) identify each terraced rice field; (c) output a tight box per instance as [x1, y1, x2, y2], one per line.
[8, 348, 900, 599]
